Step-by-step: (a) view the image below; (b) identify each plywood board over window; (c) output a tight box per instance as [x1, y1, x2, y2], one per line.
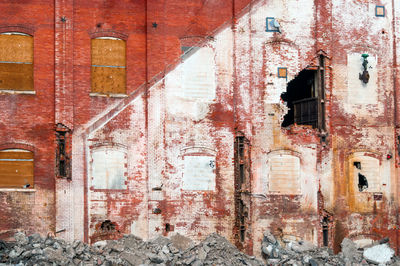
[91, 38, 126, 95]
[0, 33, 33, 91]
[0, 149, 34, 188]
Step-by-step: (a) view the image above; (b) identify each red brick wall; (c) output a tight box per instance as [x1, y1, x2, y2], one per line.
[0, 0, 55, 238]
[0, 0, 253, 239]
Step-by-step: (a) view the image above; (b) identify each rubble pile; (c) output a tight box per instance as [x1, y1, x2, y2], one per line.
[0, 232, 262, 266]
[1, 231, 400, 265]
[261, 230, 400, 265]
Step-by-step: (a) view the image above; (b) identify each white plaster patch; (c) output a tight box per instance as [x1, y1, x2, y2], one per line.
[350, 153, 381, 192]
[183, 156, 216, 191]
[91, 147, 127, 189]
[264, 43, 300, 104]
[347, 53, 377, 105]
[268, 154, 301, 194]
[182, 47, 216, 101]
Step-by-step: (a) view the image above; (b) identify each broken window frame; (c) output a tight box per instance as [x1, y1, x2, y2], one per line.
[55, 124, 71, 179]
[281, 55, 326, 130]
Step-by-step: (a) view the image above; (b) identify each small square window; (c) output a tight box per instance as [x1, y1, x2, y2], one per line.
[375, 6, 385, 17]
[266, 17, 280, 32]
[278, 67, 287, 78]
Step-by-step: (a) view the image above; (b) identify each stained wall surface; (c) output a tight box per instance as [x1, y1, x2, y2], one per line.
[1, 0, 400, 257]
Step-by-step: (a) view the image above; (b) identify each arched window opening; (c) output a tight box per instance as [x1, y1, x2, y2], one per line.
[91, 37, 126, 95]
[0, 149, 34, 188]
[0, 32, 33, 91]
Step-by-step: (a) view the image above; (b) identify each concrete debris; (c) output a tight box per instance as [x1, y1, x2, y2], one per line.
[0, 232, 262, 265]
[261, 230, 400, 266]
[1, 231, 400, 265]
[363, 244, 395, 265]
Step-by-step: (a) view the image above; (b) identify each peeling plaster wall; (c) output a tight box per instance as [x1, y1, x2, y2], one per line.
[234, 0, 320, 256]
[328, 0, 398, 253]
[3, 0, 400, 259]
[86, 97, 148, 243]
[74, 0, 400, 256]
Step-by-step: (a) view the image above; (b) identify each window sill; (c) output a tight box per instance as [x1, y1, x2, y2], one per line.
[89, 93, 127, 98]
[0, 90, 35, 95]
[0, 188, 36, 192]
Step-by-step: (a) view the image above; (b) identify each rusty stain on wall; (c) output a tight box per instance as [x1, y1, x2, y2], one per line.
[1, 0, 400, 259]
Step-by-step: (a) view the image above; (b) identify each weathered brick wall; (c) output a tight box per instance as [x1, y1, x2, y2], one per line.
[0, 0, 56, 238]
[2, 0, 400, 258]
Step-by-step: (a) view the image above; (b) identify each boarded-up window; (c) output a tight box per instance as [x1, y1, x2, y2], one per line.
[268, 154, 300, 194]
[91, 37, 126, 95]
[0, 149, 34, 188]
[91, 146, 127, 189]
[183, 155, 216, 190]
[0, 33, 33, 91]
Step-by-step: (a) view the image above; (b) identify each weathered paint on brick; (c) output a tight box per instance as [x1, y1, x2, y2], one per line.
[2, 0, 400, 258]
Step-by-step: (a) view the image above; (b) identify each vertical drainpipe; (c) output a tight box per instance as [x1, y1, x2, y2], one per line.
[391, 0, 400, 255]
[231, 0, 238, 248]
[145, 0, 150, 239]
[53, 0, 57, 238]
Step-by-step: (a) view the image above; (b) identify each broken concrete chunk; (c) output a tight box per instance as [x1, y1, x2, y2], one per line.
[43, 247, 64, 262]
[75, 241, 85, 255]
[263, 230, 277, 244]
[9, 246, 23, 258]
[14, 232, 29, 246]
[363, 243, 394, 265]
[120, 250, 145, 265]
[341, 238, 357, 260]
[170, 233, 194, 251]
[147, 252, 165, 263]
[93, 240, 107, 248]
[290, 240, 316, 253]
[107, 240, 125, 252]
[28, 233, 42, 244]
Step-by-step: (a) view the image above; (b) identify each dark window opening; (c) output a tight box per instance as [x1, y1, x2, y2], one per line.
[240, 226, 245, 242]
[323, 228, 329, 246]
[153, 208, 162, 214]
[358, 173, 368, 192]
[353, 161, 361, 170]
[322, 216, 329, 246]
[239, 164, 245, 186]
[165, 223, 174, 232]
[59, 133, 66, 177]
[281, 56, 326, 129]
[100, 220, 116, 232]
[56, 123, 71, 179]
